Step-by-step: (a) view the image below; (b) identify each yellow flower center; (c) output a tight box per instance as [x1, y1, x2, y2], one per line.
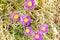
[24, 18, 28, 22]
[14, 14, 19, 19]
[25, 28, 30, 33]
[28, 1, 32, 6]
[42, 26, 46, 31]
[35, 34, 39, 39]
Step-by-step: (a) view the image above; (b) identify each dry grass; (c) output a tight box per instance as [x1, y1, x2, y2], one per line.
[0, 0, 60, 40]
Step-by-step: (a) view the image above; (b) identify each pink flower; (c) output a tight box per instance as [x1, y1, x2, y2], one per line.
[24, 0, 35, 9]
[10, 11, 20, 22]
[24, 27, 32, 36]
[33, 32, 42, 40]
[39, 24, 49, 33]
[20, 15, 31, 25]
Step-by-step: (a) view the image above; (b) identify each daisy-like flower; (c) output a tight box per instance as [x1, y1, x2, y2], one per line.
[33, 32, 42, 40]
[24, 0, 35, 9]
[10, 11, 20, 22]
[39, 24, 49, 33]
[20, 15, 31, 25]
[24, 27, 32, 36]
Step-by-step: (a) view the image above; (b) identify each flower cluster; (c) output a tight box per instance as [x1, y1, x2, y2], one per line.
[10, 11, 49, 40]
[10, 11, 33, 36]
[33, 24, 49, 40]
[10, 0, 49, 40]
